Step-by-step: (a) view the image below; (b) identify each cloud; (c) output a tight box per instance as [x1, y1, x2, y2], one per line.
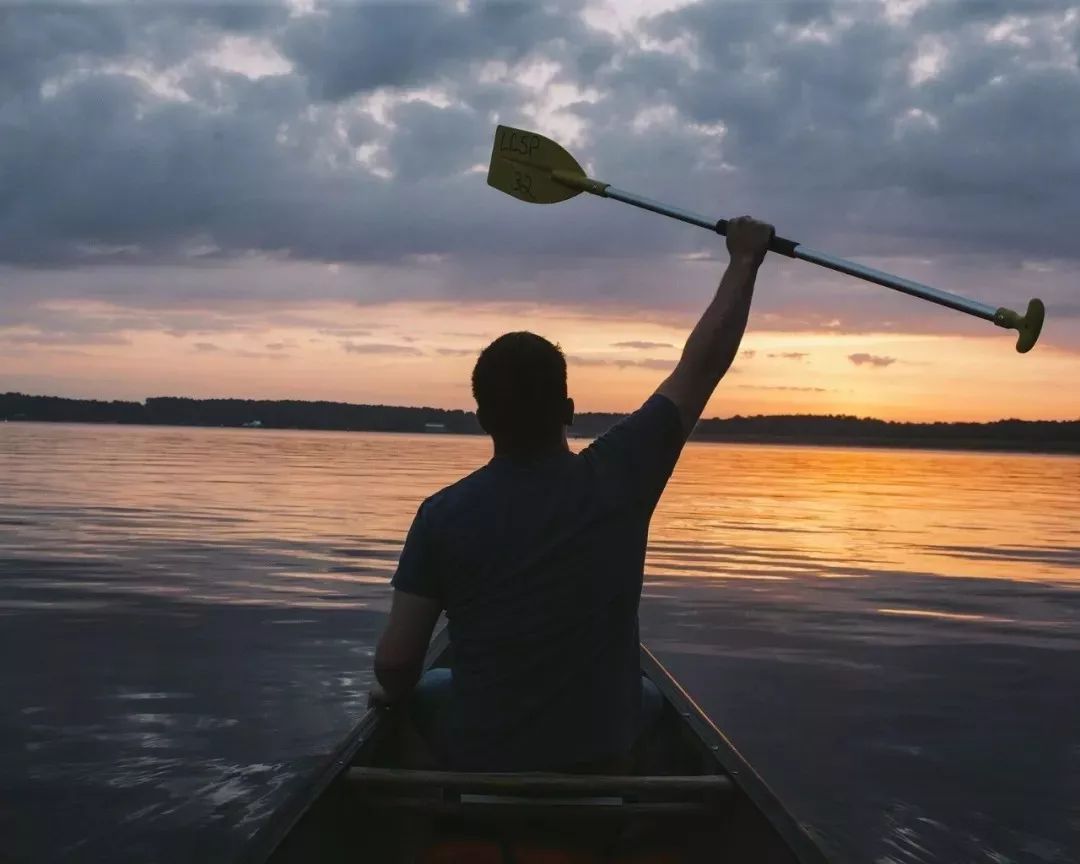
[0, 329, 129, 347]
[0, 0, 1077, 359]
[281, 2, 603, 102]
[318, 328, 371, 338]
[435, 347, 477, 357]
[611, 340, 676, 350]
[188, 342, 287, 359]
[341, 341, 423, 356]
[848, 353, 897, 368]
[738, 385, 829, 393]
[636, 1, 1080, 261]
[568, 355, 676, 371]
[443, 330, 492, 339]
[767, 352, 809, 361]
[6, 1, 1078, 271]
[0, 2, 623, 270]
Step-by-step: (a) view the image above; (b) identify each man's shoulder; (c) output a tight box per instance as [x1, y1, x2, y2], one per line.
[420, 462, 498, 522]
[577, 393, 686, 508]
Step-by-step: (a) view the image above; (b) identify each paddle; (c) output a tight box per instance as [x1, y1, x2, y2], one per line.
[487, 125, 1045, 353]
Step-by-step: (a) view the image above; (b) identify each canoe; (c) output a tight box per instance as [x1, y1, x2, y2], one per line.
[244, 629, 830, 863]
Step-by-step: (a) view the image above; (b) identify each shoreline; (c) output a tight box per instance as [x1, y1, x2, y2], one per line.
[3, 417, 1077, 456]
[3, 391, 1076, 455]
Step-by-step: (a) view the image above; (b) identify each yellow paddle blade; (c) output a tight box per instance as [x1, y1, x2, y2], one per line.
[487, 125, 594, 204]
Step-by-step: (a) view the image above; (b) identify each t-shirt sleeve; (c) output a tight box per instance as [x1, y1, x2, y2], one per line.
[391, 502, 442, 603]
[580, 393, 687, 510]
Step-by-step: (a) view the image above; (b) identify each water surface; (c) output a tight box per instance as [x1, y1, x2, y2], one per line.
[1, 423, 1077, 863]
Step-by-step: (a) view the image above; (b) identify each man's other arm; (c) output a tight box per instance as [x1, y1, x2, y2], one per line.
[657, 216, 774, 434]
[372, 501, 441, 705]
[373, 589, 441, 703]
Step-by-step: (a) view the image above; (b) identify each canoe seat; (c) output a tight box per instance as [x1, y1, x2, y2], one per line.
[418, 838, 679, 864]
[419, 839, 504, 864]
[345, 767, 732, 820]
[346, 767, 732, 796]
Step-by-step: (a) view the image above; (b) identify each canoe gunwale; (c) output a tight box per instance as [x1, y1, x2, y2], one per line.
[245, 629, 831, 864]
[238, 632, 449, 864]
[640, 643, 831, 864]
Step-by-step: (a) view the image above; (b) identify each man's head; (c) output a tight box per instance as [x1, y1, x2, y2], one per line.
[471, 332, 574, 454]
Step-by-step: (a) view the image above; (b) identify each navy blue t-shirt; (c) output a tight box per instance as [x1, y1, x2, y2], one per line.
[392, 394, 685, 771]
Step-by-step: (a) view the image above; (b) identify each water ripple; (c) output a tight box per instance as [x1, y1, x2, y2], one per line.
[1, 423, 1077, 863]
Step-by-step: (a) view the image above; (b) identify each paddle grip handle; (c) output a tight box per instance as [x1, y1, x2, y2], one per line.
[714, 219, 799, 258]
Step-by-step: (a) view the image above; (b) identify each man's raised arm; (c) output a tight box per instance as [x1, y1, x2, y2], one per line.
[657, 216, 774, 434]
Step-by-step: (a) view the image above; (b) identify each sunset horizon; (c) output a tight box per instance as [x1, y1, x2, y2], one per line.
[3, 3, 1079, 862]
[2, 3, 1077, 424]
[5, 292, 1076, 423]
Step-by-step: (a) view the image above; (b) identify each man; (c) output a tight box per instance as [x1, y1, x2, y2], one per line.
[371, 216, 775, 771]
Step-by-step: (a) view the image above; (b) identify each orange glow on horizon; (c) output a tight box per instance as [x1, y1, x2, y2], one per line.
[2, 300, 1077, 422]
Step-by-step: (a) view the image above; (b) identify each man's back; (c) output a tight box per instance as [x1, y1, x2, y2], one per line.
[374, 217, 772, 772]
[392, 394, 685, 770]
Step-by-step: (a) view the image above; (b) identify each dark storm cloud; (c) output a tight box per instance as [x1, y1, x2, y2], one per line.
[383, 99, 484, 180]
[0, 4, 285, 98]
[282, 1, 598, 101]
[911, 0, 1072, 29]
[0, 6, 126, 96]
[6, 1, 1078, 264]
[0, 0, 1077, 347]
[620, 0, 1080, 260]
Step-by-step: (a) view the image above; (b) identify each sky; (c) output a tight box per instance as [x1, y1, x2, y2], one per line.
[1, 0, 1078, 422]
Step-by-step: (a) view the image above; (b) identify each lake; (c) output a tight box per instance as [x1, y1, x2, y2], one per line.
[1, 422, 1077, 863]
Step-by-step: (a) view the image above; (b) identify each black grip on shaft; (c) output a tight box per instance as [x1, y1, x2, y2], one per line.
[715, 219, 799, 258]
[769, 234, 799, 257]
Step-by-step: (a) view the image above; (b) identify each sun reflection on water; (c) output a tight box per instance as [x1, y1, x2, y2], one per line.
[1, 422, 1077, 863]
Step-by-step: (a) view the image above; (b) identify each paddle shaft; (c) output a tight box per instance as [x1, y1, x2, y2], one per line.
[603, 186, 998, 322]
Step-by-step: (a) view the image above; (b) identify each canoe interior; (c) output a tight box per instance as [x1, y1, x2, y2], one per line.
[252, 631, 828, 864]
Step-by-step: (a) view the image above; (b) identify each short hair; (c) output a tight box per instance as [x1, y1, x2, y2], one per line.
[471, 332, 568, 450]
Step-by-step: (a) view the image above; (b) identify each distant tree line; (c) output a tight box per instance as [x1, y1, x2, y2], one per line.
[0, 393, 483, 434]
[568, 411, 1078, 451]
[1, 392, 1077, 453]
